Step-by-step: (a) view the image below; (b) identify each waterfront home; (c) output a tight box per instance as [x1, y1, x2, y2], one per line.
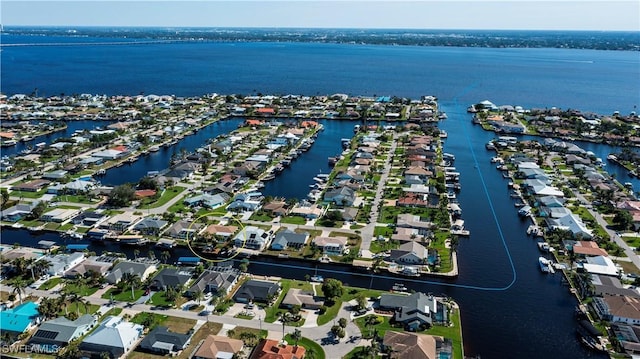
[233, 226, 270, 251]
[581, 256, 619, 277]
[47, 178, 96, 195]
[378, 292, 448, 331]
[232, 161, 263, 177]
[185, 269, 239, 297]
[397, 192, 430, 208]
[41, 169, 68, 180]
[183, 193, 230, 209]
[547, 212, 593, 239]
[203, 224, 239, 238]
[382, 331, 452, 359]
[262, 200, 289, 217]
[312, 236, 348, 255]
[590, 275, 640, 299]
[571, 241, 609, 258]
[43, 252, 85, 276]
[280, 288, 324, 310]
[392, 227, 425, 242]
[30, 314, 97, 347]
[593, 295, 640, 325]
[0, 201, 38, 222]
[193, 335, 244, 359]
[609, 323, 640, 357]
[105, 261, 157, 284]
[66, 256, 112, 278]
[165, 220, 205, 239]
[396, 214, 434, 234]
[390, 241, 429, 265]
[40, 208, 80, 223]
[164, 161, 199, 180]
[250, 339, 305, 359]
[617, 200, 640, 231]
[522, 179, 564, 197]
[137, 326, 192, 355]
[72, 210, 108, 227]
[324, 186, 356, 206]
[149, 267, 192, 291]
[233, 280, 280, 303]
[133, 217, 169, 236]
[289, 202, 325, 219]
[91, 149, 124, 160]
[79, 316, 143, 359]
[11, 179, 50, 192]
[0, 302, 40, 341]
[271, 229, 309, 251]
[100, 213, 142, 234]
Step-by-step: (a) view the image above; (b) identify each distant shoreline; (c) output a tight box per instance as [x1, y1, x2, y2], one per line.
[2, 26, 639, 52]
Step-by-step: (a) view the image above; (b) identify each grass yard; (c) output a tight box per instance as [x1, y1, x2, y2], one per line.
[101, 288, 145, 302]
[138, 186, 187, 209]
[284, 334, 326, 359]
[317, 286, 383, 326]
[131, 312, 196, 333]
[38, 277, 63, 290]
[60, 302, 100, 316]
[280, 216, 307, 225]
[227, 326, 268, 347]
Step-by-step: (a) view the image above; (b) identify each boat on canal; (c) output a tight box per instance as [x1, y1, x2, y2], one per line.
[539, 257, 555, 273]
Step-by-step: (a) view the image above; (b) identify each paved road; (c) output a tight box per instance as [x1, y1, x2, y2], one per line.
[360, 133, 398, 255]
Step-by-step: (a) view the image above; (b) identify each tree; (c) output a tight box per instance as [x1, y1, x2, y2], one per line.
[355, 292, 367, 310]
[30, 201, 47, 220]
[0, 190, 9, 209]
[121, 272, 141, 300]
[107, 183, 136, 207]
[147, 250, 156, 261]
[291, 328, 302, 347]
[321, 278, 344, 303]
[613, 209, 634, 231]
[10, 277, 27, 303]
[161, 251, 170, 264]
[305, 347, 317, 359]
[193, 289, 204, 305]
[338, 317, 348, 328]
[239, 259, 249, 273]
[138, 176, 159, 191]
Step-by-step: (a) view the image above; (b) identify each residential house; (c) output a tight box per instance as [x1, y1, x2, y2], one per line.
[397, 192, 430, 208]
[137, 326, 192, 355]
[101, 213, 142, 234]
[165, 220, 205, 239]
[0, 302, 40, 340]
[105, 261, 157, 284]
[271, 229, 309, 251]
[30, 314, 97, 347]
[43, 252, 86, 276]
[164, 162, 199, 180]
[341, 207, 359, 222]
[581, 255, 619, 277]
[133, 217, 168, 236]
[12, 179, 50, 192]
[593, 295, 640, 325]
[193, 335, 244, 359]
[227, 192, 263, 212]
[234, 226, 271, 251]
[383, 331, 451, 359]
[249, 339, 305, 359]
[290, 202, 324, 219]
[185, 269, 239, 297]
[323, 186, 356, 206]
[183, 193, 230, 209]
[203, 224, 239, 238]
[312, 236, 348, 255]
[572, 241, 609, 258]
[548, 213, 593, 239]
[79, 316, 144, 359]
[262, 200, 289, 217]
[1, 201, 38, 222]
[389, 241, 429, 265]
[280, 288, 323, 310]
[66, 256, 113, 278]
[378, 292, 448, 331]
[591, 275, 640, 299]
[149, 267, 192, 291]
[47, 179, 96, 195]
[42, 170, 68, 180]
[72, 210, 108, 227]
[397, 214, 433, 235]
[40, 208, 80, 223]
[233, 280, 280, 303]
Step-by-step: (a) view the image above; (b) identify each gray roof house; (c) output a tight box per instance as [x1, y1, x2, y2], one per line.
[79, 316, 143, 359]
[1, 202, 38, 222]
[165, 220, 205, 239]
[379, 292, 448, 331]
[185, 270, 239, 297]
[105, 261, 157, 284]
[30, 314, 97, 347]
[324, 186, 356, 206]
[270, 229, 309, 250]
[137, 326, 192, 355]
[133, 217, 168, 235]
[233, 280, 280, 303]
[149, 267, 192, 291]
[44, 252, 86, 277]
[389, 242, 428, 265]
[234, 226, 270, 251]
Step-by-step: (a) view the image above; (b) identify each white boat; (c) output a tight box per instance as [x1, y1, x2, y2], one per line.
[539, 257, 551, 273]
[149, 146, 160, 152]
[537, 242, 551, 252]
[392, 283, 408, 292]
[310, 275, 324, 283]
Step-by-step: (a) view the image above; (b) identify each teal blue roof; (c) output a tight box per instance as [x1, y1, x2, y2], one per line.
[0, 301, 39, 333]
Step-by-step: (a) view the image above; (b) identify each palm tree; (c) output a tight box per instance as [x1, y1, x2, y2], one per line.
[133, 249, 140, 259]
[193, 289, 204, 305]
[147, 250, 156, 261]
[10, 277, 27, 304]
[32, 259, 51, 279]
[305, 347, 317, 359]
[291, 328, 302, 347]
[11, 257, 28, 277]
[160, 251, 170, 264]
[121, 272, 141, 300]
[365, 314, 378, 338]
[37, 297, 59, 319]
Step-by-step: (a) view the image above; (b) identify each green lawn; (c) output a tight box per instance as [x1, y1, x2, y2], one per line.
[38, 277, 63, 290]
[148, 291, 176, 307]
[11, 190, 45, 199]
[62, 283, 99, 297]
[249, 212, 274, 222]
[317, 286, 383, 326]
[130, 312, 196, 333]
[54, 194, 97, 204]
[60, 302, 100, 316]
[280, 216, 307, 225]
[370, 239, 400, 254]
[373, 226, 394, 238]
[101, 288, 144, 302]
[138, 186, 187, 209]
[284, 334, 326, 359]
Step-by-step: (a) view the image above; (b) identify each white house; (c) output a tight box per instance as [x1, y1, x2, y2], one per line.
[40, 208, 80, 223]
[312, 236, 348, 255]
[79, 316, 144, 359]
[43, 252, 86, 276]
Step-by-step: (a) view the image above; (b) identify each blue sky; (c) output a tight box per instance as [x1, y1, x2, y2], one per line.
[2, 1, 639, 31]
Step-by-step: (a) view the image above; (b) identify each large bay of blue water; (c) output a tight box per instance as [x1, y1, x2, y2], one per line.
[2, 32, 639, 359]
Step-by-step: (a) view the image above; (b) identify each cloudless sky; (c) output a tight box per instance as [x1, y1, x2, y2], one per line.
[2, 1, 639, 31]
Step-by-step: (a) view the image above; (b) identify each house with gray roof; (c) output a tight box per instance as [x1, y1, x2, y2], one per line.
[79, 316, 143, 359]
[378, 292, 448, 331]
[105, 261, 157, 284]
[30, 314, 97, 347]
[270, 229, 309, 250]
[389, 242, 428, 265]
[233, 280, 280, 303]
[133, 217, 168, 235]
[324, 186, 356, 206]
[185, 269, 239, 298]
[149, 267, 192, 291]
[137, 326, 192, 355]
[165, 220, 204, 239]
[234, 226, 271, 251]
[183, 193, 230, 209]
[1, 201, 38, 222]
[43, 252, 86, 276]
